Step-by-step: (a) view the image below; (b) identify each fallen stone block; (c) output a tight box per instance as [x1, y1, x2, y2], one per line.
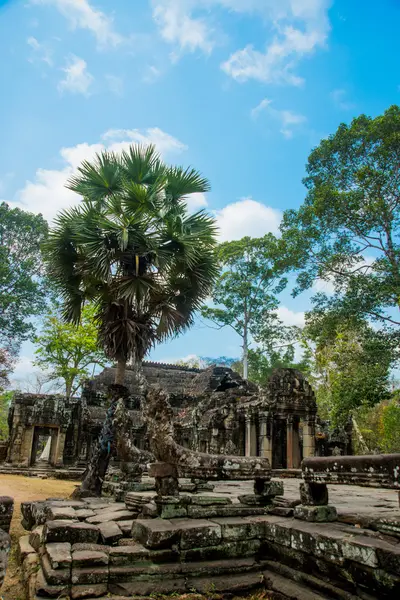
[139, 502, 157, 519]
[180, 556, 257, 577]
[190, 495, 232, 506]
[294, 505, 338, 523]
[300, 482, 329, 506]
[254, 480, 284, 498]
[45, 542, 72, 569]
[187, 503, 267, 519]
[98, 521, 123, 545]
[376, 544, 400, 576]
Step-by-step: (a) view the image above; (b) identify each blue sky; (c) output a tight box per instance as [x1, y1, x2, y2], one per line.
[1, 0, 399, 381]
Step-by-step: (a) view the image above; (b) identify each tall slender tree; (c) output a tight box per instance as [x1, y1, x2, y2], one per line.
[45, 144, 218, 495]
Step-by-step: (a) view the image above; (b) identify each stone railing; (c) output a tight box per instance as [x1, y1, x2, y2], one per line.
[294, 454, 400, 523]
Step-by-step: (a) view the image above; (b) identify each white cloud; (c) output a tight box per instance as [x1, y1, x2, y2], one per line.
[152, 0, 214, 57]
[221, 0, 330, 85]
[31, 0, 122, 48]
[144, 65, 162, 83]
[185, 192, 208, 212]
[276, 306, 305, 327]
[105, 74, 124, 96]
[214, 197, 282, 242]
[330, 88, 355, 111]
[252, 98, 306, 138]
[27, 36, 53, 66]
[152, 0, 330, 79]
[14, 128, 188, 222]
[58, 55, 94, 96]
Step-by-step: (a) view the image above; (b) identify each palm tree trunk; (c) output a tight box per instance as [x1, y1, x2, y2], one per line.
[115, 358, 126, 385]
[72, 384, 125, 498]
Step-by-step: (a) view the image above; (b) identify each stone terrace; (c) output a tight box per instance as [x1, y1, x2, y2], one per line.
[17, 478, 400, 599]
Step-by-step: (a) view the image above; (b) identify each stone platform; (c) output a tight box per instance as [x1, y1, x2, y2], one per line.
[16, 479, 400, 599]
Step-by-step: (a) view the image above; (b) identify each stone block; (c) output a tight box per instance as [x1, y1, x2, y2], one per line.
[17, 535, 36, 563]
[86, 510, 134, 524]
[181, 539, 261, 562]
[109, 544, 179, 565]
[98, 521, 123, 545]
[46, 506, 77, 520]
[377, 545, 400, 576]
[190, 495, 232, 506]
[158, 504, 187, 519]
[35, 567, 70, 598]
[294, 504, 337, 522]
[72, 543, 109, 553]
[300, 482, 329, 506]
[238, 494, 272, 506]
[72, 550, 109, 566]
[176, 519, 221, 550]
[29, 525, 44, 551]
[341, 536, 383, 568]
[180, 556, 257, 577]
[108, 577, 186, 596]
[186, 571, 263, 594]
[44, 520, 99, 544]
[254, 480, 284, 497]
[187, 503, 267, 519]
[211, 516, 267, 541]
[264, 518, 292, 548]
[74, 509, 96, 520]
[132, 518, 180, 549]
[70, 583, 108, 598]
[118, 520, 135, 535]
[140, 502, 158, 519]
[41, 552, 71, 585]
[268, 507, 294, 517]
[71, 566, 109, 585]
[46, 542, 72, 569]
[108, 562, 182, 581]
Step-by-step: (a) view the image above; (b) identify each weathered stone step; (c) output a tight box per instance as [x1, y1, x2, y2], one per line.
[264, 568, 335, 600]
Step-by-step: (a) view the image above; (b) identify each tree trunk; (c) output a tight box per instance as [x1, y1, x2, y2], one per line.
[115, 358, 126, 385]
[242, 321, 248, 380]
[71, 384, 126, 498]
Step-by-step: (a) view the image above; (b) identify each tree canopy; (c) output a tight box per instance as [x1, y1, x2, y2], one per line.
[279, 105, 400, 334]
[0, 202, 49, 354]
[33, 304, 108, 398]
[45, 144, 219, 386]
[201, 235, 288, 378]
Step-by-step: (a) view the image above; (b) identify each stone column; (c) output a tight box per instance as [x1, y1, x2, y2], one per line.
[55, 432, 66, 467]
[303, 419, 316, 458]
[250, 416, 257, 456]
[286, 415, 294, 469]
[21, 426, 35, 467]
[259, 414, 272, 463]
[292, 420, 301, 468]
[245, 416, 252, 457]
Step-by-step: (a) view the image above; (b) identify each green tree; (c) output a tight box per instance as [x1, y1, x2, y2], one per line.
[280, 105, 400, 332]
[201, 235, 287, 379]
[33, 304, 108, 398]
[234, 345, 313, 385]
[0, 202, 49, 353]
[45, 144, 218, 495]
[0, 391, 13, 441]
[306, 319, 394, 426]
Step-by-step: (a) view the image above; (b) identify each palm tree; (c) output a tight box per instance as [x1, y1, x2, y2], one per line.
[45, 144, 218, 495]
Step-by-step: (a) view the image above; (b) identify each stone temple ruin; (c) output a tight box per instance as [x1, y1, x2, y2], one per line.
[2, 363, 351, 475]
[1, 364, 400, 599]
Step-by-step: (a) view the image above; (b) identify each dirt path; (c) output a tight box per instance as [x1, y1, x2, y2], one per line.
[0, 474, 76, 600]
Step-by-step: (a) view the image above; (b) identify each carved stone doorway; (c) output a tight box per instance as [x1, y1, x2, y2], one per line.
[30, 426, 60, 467]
